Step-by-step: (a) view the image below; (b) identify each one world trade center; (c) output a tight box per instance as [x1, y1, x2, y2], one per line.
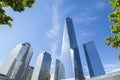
[59, 17, 84, 80]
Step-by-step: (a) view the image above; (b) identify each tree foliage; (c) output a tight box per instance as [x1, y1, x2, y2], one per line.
[0, 0, 35, 28]
[106, 0, 120, 60]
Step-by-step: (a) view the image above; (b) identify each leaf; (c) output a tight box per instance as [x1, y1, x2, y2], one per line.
[0, 0, 36, 27]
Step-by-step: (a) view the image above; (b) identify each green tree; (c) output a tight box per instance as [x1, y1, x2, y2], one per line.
[0, 0, 35, 28]
[106, 0, 120, 60]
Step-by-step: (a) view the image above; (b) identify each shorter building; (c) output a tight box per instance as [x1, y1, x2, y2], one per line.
[31, 51, 52, 80]
[22, 66, 34, 80]
[85, 71, 120, 80]
[0, 42, 33, 80]
[83, 41, 105, 77]
[54, 59, 60, 80]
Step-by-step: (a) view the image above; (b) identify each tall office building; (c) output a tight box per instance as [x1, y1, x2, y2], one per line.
[54, 59, 60, 80]
[0, 42, 33, 80]
[31, 51, 52, 80]
[59, 17, 84, 80]
[23, 66, 34, 80]
[83, 41, 105, 77]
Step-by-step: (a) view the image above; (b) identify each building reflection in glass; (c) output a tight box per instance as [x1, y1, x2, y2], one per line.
[59, 17, 84, 80]
[83, 41, 105, 77]
[0, 42, 33, 80]
[31, 51, 51, 80]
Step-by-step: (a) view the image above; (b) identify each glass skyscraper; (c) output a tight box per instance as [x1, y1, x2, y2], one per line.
[59, 17, 84, 80]
[54, 59, 60, 80]
[83, 41, 105, 77]
[0, 42, 33, 80]
[22, 66, 34, 80]
[31, 51, 52, 80]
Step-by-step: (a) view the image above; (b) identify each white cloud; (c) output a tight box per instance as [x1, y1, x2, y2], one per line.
[74, 13, 98, 25]
[104, 62, 120, 73]
[77, 30, 94, 40]
[80, 31, 94, 37]
[46, 1, 63, 79]
[95, 1, 105, 9]
[47, 0, 62, 61]
[51, 41, 58, 61]
[46, 0, 62, 38]
[62, 5, 76, 17]
[0, 61, 1, 67]
[51, 42, 57, 55]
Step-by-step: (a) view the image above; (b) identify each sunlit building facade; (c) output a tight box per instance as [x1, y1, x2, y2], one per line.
[0, 42, 33, 80]
[83, 41, 105, 77]
[59, 17, 84, 80]
[31, 51, 52, 80]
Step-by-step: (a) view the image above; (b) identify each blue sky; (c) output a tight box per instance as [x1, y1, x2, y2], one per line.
[0, 0, 120, 78]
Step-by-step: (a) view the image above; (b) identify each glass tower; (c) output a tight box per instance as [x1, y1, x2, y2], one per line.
[59, 17, 84, 80]
[54, 59, 60, 80]
[83, 41, 105, 77]
[0, 42, 33, 80]
[22, 66, 34, 80]
[31, 51, 52, 80]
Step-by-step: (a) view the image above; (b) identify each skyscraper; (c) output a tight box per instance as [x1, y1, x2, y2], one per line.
[59, 17, 84, 80]
[83, 41, 105, 77]
[31, 51, 52, 80]
[54, 59, 60, 80]
[0, 42, 33, 80]
[22, 66, 34, 80]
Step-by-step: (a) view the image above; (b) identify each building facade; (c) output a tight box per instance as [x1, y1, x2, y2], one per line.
[0, 73, 9, 80]
[31, 51, 52, 80]
[22, 66, 34, 80]
[54, 59, 60, 80]
[59, 17, 84, 80]
[0, 42, 33, 80]
[83, 41, 105, 77]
